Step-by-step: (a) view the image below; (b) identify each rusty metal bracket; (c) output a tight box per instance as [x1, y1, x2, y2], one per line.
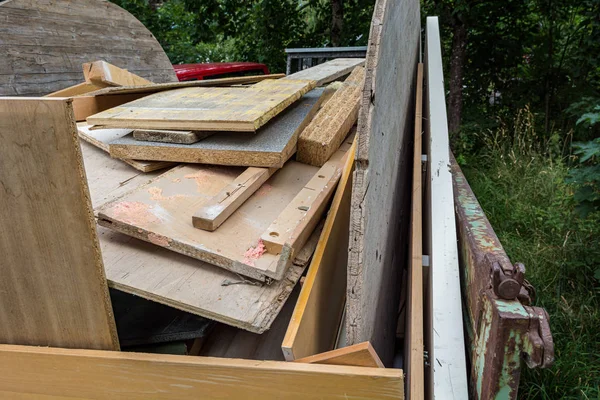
[489, 255, 526, 300]
[522, 306, 554, 369]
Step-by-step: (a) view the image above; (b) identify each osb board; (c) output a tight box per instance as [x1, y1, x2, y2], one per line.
[347, 0, 420, 365]
[77, 123, 176, 172]
[80, 140, 319, 333]
[87, 79, 316, 132]
[286, 58, 366, 86]
[107, 88, 324, 167]
[0, 0, 176, 96]
[0, 344, 404, 400]
[0, 98, 118, 350]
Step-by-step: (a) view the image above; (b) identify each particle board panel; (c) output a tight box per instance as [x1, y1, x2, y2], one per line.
[295, 342, 384, 368]
[0, 97, 118, 350]
[424, 17, 468, 398]
[286, 58, 366, 86]
[83, 60, 152, 87]
[282, 138, 356, 361]
[347, 0, 421, 366]
[0, 344, 404, 400]
[106, 88, 325, 167]
[87, 79, 316, 132]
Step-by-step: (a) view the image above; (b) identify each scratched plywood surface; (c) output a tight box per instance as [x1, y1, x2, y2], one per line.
[87, 79, 315, 132]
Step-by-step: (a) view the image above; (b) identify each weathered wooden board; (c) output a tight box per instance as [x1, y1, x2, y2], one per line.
[88, 79, 316, 132]
[0, 344, 404, 400]
[106, 88, 325, 167]
[46, 82, 109, 97]
[424, 17, 468, 398]
[71, 94, 147, 121]
[282, 138, 356, 361]
[286, 58, 366, 86]
[347, 0, 421, 366]
[77, 123, 176, 173]
[83, 60, 152, 87]
[81, 140, 320, 333]
[295, 342, 384, 368]
[133, 129, 213, 144]
[0, 0, 176, 96]
[0, 98, 118, 350]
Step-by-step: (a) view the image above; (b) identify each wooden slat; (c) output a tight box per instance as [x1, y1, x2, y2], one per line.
[286, 58, 366, 86]
[83, 60, 152, 86]
[297, 67, 364, 166]
[193, 167, 276, 231]
[0, 98, 118, 350]
[282, 138, 356, 361]
[0, 344, 404, 400]
[87, 79, 316, 132]
[295, 342, 384, 368]
[45, 81, 109, 97]
[71, 94, 147, 121]
[133, 129, 213, 144]
[406, 63, 425, 400]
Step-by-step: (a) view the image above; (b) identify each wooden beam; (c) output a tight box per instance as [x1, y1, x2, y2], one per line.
[83, 60, 152, 87]
[0, 345, 404, 400]
[282, 137, 356, 361]
[295, 342, 384, 368]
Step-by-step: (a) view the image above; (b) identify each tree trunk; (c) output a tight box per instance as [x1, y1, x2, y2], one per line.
[448, 18, 467, 135]
[331, 0, 343, 47]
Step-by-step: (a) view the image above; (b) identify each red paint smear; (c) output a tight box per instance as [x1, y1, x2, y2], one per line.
[243, 240, 266, 266]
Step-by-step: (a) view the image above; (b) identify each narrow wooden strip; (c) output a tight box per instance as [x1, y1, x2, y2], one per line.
[193, 167, 276, 231]
[71, 94, 147, 121]
[295, 342, 384, 368]
[285, 58, 366, 86]
[282, 138, 356, 361]
[83, 60, 152, 87]
[133, 129, 214, 144]
[0, 344, 404, 400]
[45, 81, 109, 97]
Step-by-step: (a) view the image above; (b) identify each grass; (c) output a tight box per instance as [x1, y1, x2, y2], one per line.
[458, 109, 600, 399]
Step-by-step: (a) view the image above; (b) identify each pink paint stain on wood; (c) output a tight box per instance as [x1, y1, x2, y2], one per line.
[243, 239, 266, 266]
[107, 201, 160, 226]
[184, 169, 223, 192]
[255, 183, 272, 197]
[147, 186, 189, 201]
[148, 233, 171, 247]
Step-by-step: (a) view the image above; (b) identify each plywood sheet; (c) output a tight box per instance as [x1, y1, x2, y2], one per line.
[87, 79, 315, 132]
[0, 0, 176, 96]
[0, 98, 118, 350]
[295, 342, 384, 368]
[106, 88, 325, 167]
[287, 58, 366, 86]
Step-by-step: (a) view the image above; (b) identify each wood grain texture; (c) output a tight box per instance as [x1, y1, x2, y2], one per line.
[81, 140, 319, 333]
[83, 60, 152, 86]
[295, 342, 384, 368]
[282, 138, 356, 361]
[347, 0, 421, 366]
[133, 129, 214, 144]
[193, 167, 276, 231]
[0, 98, 118, 350]
[45, 82, 110, 97]
[286, 58, 366, 86]
[106, 88, 325, 167]
[406, 63, 425, 400]
[87, 79, 316, 132]
[71, 94, 147, 121]
[77, 123, 176, 172]
[297, 67, 364, 166]
[0, 0, 176, 96]
[0, 344, 404, 400]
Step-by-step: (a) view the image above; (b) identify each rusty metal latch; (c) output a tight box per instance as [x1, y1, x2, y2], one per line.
[522, 306, 555, 369]
[489, 255, 527, 301]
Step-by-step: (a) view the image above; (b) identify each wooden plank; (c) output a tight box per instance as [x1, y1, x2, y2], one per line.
[295, 342, 384, 368]
[424, 17, 468, 398]
[87, 79, 316, 132]
[45, 81, 109, 97]
[106, 88, 325, 167]
[282, 138, 356, 361]
[83, 60, 152, 86]
[406, 63, 425, 400]
[0, 97, 118, 350]
[133, 129, 214, 144]
[0, 344, 404, 400]
[346, 0, 421, 365]
[297, 67, 364, 166]
[71, 93, 147, 121]
[286, 58, 366, 86]
[261, 136, 353, 256]
[0, 0, 177, 97]
[192, 167, 276, 231]
[77, 123, 176, 173]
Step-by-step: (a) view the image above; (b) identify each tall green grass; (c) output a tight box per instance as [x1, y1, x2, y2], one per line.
[458, 108, 600, 399]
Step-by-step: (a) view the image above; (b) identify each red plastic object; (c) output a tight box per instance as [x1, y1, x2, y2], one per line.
[173, 62, 270, 81]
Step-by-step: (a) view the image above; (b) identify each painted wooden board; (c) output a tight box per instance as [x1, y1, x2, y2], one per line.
[133, 129, 214, 144]
[87, 79, 316, 132]
[81, 140, 320, 333]
[297, 67, 364, 166]
[0, 344, 404, 400]
[0, 98, 118, 350]
[286, 58, 366, 86]
[424, 17, 468, 398]
[282, 138, 356, 361]
[77, 123, 176, 173]
[0, 0, 176, 96]
[96, 142, 349, 282]
[406, 63, 425, 400]
[295, 342, 384, 368]
[83, 60, 152, 87]
[346, 0, 421, 366]
[106, 88, 325, 167]
[193, 167, 276, 231]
